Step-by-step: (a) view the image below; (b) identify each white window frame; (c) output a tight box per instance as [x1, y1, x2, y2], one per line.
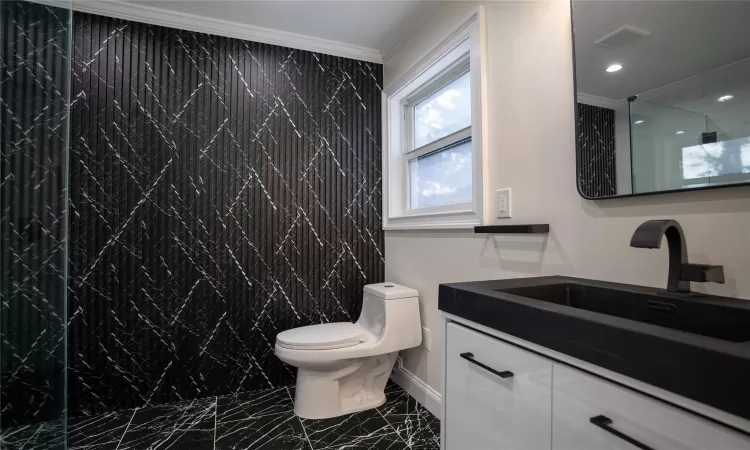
[382, 7, 488, 230]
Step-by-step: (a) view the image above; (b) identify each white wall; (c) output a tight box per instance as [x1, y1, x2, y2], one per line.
[383, 1, 750, 396]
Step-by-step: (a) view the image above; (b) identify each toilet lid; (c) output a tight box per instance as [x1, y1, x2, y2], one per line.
[276, 322, 366, 350]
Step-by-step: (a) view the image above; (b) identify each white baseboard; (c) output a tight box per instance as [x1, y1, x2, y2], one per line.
[390, 359, 442, 420]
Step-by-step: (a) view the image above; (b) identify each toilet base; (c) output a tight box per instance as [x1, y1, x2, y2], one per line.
[292, 352, 398, 419]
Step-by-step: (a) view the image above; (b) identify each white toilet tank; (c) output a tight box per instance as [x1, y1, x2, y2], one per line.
[356, 282, 422, 352]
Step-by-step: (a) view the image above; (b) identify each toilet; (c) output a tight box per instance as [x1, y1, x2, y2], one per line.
[274, 282, 421, 419]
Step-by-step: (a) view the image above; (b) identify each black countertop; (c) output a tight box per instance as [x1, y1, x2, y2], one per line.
[439, 276, 750, 422]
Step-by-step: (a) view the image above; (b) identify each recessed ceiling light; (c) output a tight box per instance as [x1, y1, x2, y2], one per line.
[606, 64, 623, 73]
[676, 130, 685, 135]
[718, 95, 734, 102]
[634, 120, 644, 124]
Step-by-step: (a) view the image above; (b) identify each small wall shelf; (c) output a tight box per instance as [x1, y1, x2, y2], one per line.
[474, 224, 550, 234]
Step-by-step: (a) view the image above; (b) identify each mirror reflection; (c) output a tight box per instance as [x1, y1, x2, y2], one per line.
[573, 1, 750, 198]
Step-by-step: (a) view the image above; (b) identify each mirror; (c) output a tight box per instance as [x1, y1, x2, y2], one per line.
[572, 1, 750, 199]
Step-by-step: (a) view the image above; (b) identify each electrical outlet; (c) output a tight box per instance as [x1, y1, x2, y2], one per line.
[496, 188, 511, 218]
[422, 327, 431, 351]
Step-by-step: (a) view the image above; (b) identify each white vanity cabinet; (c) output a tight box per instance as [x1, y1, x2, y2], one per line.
[442, 320, 750, 450]
[552, 365, 750, 450]
[444, 323, 552, 450]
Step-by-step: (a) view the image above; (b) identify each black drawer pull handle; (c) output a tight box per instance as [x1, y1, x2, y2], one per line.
[460, 352, 514, 379]
[590, 415, 655, 450]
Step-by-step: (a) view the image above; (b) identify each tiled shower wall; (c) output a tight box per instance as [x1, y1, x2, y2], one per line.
[577, 103, 617, 197]
[67, 13, 384, 416]
[0, 1, 70, 427]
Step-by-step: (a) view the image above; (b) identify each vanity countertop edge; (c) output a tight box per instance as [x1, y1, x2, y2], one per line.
[438, 276, 750, 425]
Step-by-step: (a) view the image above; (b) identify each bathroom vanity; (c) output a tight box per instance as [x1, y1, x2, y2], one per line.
[438, 277, 750, 449]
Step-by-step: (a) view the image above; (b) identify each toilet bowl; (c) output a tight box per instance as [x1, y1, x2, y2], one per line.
[274, 282, 421, 419]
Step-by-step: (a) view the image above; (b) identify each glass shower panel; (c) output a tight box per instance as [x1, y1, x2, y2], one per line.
[630, 100, 708, 193]
[0, 1, 71, 448]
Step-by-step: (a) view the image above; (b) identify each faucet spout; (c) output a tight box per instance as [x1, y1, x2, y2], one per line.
[630, 220, 690, 293]
[630, 219, 727, 294]
[630, 220, 687, 252]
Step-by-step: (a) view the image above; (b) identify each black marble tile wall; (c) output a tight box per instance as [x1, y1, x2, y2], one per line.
[577, 103, 617, 197]
[0, 0, 71, 427]
[67, 13, 384, 417]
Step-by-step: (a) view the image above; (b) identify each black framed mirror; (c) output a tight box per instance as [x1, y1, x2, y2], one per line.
[572, 1, 750, 199]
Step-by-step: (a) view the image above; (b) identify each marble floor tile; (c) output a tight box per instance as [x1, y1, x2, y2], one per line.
[215, 387, 309, 450]
[300, 409, 406, 450]
[117, 397, 217, 450]
[0, 419, 65, 450]
[379, 384, 441, 450]
[68, 411, 134, 450]
[0, 380, 441, 450]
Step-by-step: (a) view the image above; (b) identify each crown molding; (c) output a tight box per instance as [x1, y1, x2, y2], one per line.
[577, 92, 625, 109]
[31, 0, 383, 63]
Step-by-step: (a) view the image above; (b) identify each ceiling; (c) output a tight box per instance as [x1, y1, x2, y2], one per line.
[124, 0, 430, 55]
[574, 1, 750, 141]
[573, 1, 750, 101]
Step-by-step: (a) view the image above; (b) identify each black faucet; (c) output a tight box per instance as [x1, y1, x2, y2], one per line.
[630, 219, 725, 293]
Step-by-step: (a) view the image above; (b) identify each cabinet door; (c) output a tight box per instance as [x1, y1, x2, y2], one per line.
[552, 364, 750, 450]
[444, 323, 553, 450]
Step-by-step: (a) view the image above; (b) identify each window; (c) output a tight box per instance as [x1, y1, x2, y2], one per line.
[412, 69, 471, 150]
[409, 140, 472, 209]
[407, 65, 472, 210]
[681, 138, 750, 186]
[383, 8, 486, 229]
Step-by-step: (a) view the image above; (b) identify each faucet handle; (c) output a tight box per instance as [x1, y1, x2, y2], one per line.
[680, 263, 725, 284]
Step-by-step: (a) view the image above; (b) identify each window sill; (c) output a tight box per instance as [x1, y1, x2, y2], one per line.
[383, 211, 482, 230]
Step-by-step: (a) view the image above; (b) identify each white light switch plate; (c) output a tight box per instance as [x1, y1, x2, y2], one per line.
[496, 188, 511, 218]
[422, 327, 431, 351]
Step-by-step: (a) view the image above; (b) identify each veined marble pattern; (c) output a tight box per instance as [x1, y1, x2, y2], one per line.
[380, 383, 441, 450]
[68, 12, 384, 417]
[577, 103, 617, 198]
[0, 381, 439, 450]
[0, 419, 65, 450]
[0, 0, 70, 427]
